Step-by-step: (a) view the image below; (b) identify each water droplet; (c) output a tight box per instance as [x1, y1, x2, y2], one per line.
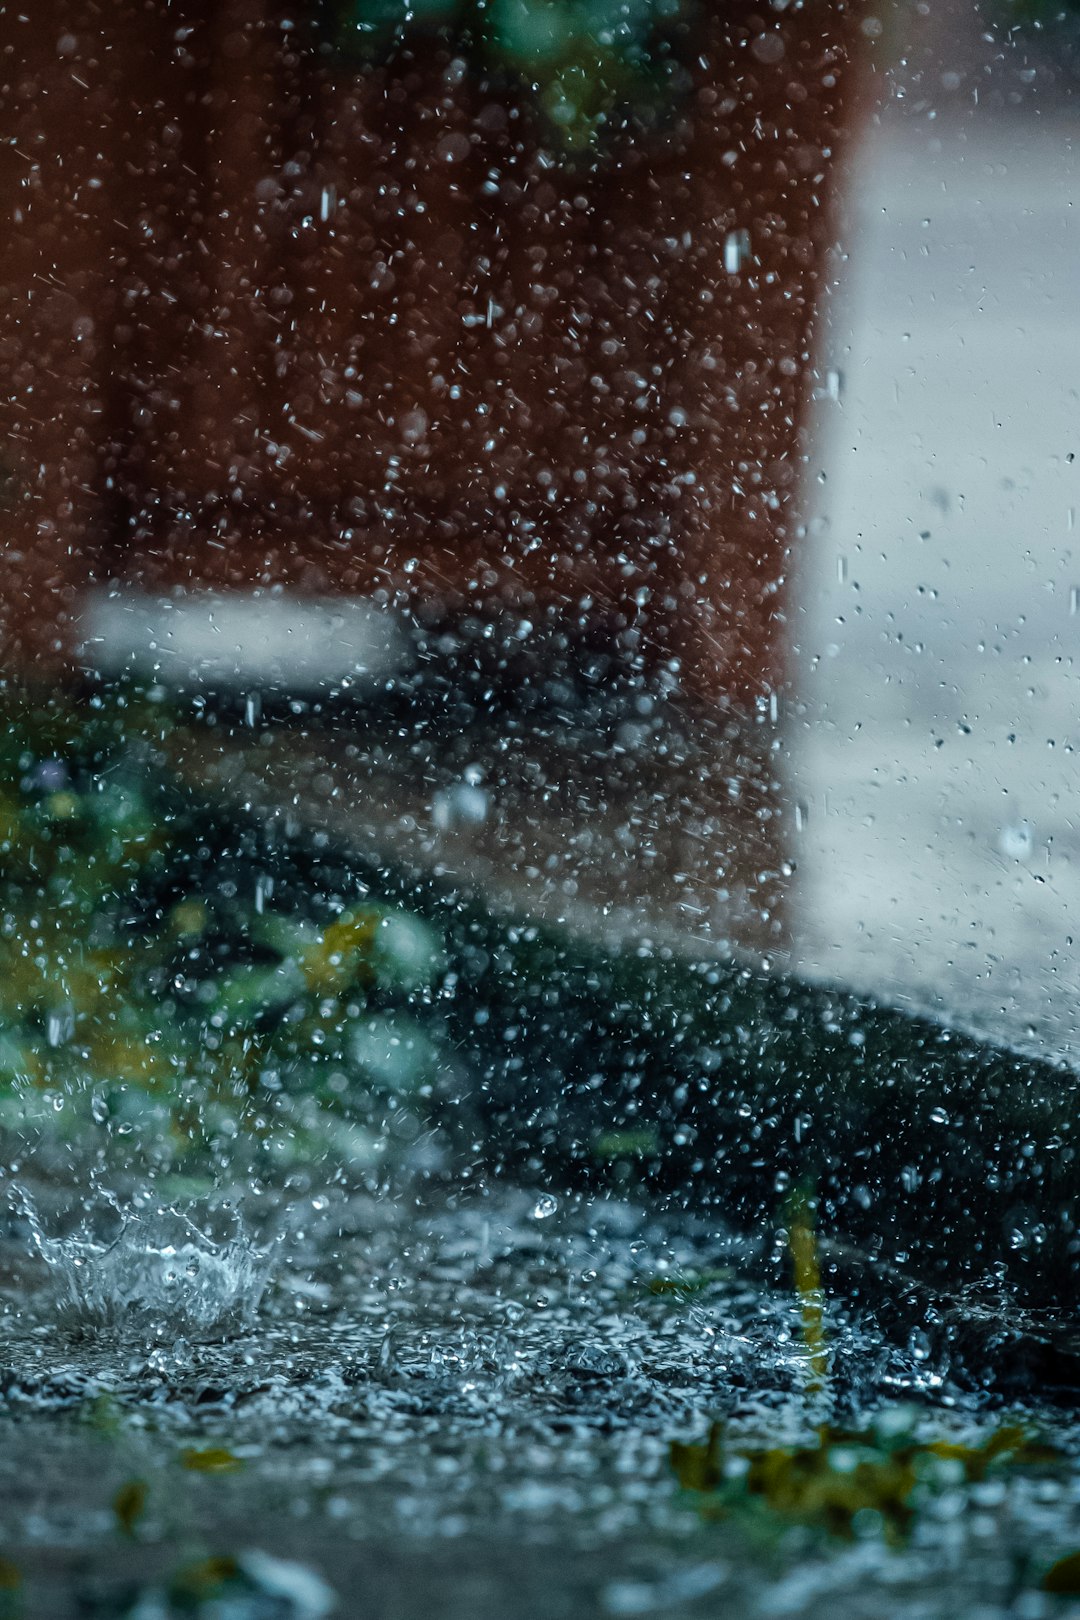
[436, 131, 470, 164]
[431, 781, 489, 831]
[750, 30, 785, 62]
[531, 1194, 559, 1221]
[998, 820, 1034, 861]
[45, 1005, 75, 1048]
[723, 228, 751, 275]
[20, 1197, 273, 1340]
[400, 407, 428, 445]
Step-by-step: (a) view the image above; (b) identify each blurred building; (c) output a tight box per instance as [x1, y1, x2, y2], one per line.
[0, 0, 861, 705]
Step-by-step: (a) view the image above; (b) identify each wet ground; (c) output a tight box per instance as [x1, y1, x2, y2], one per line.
[3, 1185, 1080, 1619]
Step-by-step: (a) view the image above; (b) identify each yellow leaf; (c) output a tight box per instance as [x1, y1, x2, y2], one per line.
[113, 1478, 148, 1537]
[301, 906, 379, 994]
[670, 1423, 724, 1493]
[787, 1189, 828, 1393]
[181, 1446, 244, 1474]
[170, 898, 208, 939]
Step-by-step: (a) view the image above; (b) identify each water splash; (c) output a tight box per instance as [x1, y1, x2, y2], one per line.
[16, 1193, 272, 1341]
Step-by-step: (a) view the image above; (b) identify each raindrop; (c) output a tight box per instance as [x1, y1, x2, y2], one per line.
[432, 779, 490, 831]
[750, 30, 785, 63]
[436, 132, 470, 164]
[400, 408, 429, 445]
[45, 1005, 75, 1048]
[723, 229, 751, 274]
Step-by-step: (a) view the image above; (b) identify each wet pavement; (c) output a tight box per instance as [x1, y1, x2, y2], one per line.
[3, 1185, 1080, 1619]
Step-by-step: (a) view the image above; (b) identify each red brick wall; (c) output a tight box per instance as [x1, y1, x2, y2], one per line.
[0, 0, 863, 702]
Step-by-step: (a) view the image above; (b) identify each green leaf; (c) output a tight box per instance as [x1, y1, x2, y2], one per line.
[212, 961, 309, 1024]
[645, 1268, 731, 1298]
[593, 1128, 659, 1159]
[80, 1393, 122, 1436]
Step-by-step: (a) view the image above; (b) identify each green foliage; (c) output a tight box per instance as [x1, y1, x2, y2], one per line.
[671, 1416, 1068, 1545]
[644, 1267, 732, 1297]
[167, 1557, 242, 1609]
[80, 1393, 123, 1437]
[593, 1126, 659, 1159]
[328, 0, 692, 148]
[0, 695, 447, 1168]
